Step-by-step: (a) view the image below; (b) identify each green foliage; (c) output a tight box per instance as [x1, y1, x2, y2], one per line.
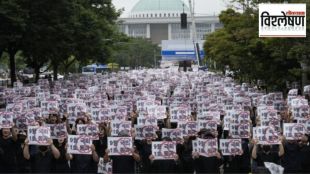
[0, 0, 122, 82]
[111, 38, 160, 68]
[204, 0, 310, 91]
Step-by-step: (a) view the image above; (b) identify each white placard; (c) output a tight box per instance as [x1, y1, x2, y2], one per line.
[219, 139, 242, 156]
[27, 126, 51, 145]
[68, 135, 92, 155]
[283, 123, 306, 140]
[46, 123, 68, 139]
[0, 112, 14, 128]
[177, 121, 198, 136]
[76, 124, 99, 140]
[192, 138, 218, 157]
[135, 125, 158, 140]
[152, 141, 176, 160]
[98, 158, 112, 174]
[162, 128, 183, 141]
[108, 137, 133, 156]
[137, 116, 157, 126]
[111, 121, 132, 136]
[253, 126, 280, 145]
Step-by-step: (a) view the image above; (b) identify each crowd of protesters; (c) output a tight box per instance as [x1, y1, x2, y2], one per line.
[0, 69, 310, 174]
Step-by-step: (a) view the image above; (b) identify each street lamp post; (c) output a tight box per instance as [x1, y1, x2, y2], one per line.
[188, 0, 200, 66]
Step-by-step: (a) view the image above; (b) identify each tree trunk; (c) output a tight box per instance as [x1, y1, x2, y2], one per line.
[8, 48, 17, 87]
[0, 49, 3, 59]
[34, 63, 40, 83]
[53, 62, 58, 81]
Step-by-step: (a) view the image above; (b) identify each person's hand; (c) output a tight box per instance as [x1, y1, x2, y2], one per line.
[12, 127, 18, 135]
[149, 154, 155, 162]
[279, 135, 285, 144]
[252, 138, 258, 145]
[47, 138, 53, 146]
[192, 152, 199, 159]
[91, 144, 96, 152]
[239, 149, 244, 156]
[174, 154, 179, 161]
[24, 138, 29, 145]
[215, 151, 222, 159]
[105, 148, 110, 155]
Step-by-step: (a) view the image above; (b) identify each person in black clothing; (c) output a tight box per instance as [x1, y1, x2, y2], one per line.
[105, 130, 141, 174]
[16, 130, 31, 173]
[148, 137, 181, 173]
[94, 123, 108, 158]
[300, 134, 310, 173]
[23, 138, 61, 173]
[179, 136, 195, 173]
[0, 127, 19, 173]
[224, 139, 251, 173]
[52, 137, 70, 172]
[138, 139, 153, 173]
[251, 138, 284, 173]
[282, 139, 302, 173]
[70, 143, 99, 173]
[192, 131, 223, 174]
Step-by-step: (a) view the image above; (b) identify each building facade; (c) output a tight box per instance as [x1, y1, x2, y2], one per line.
[117, 0, 222, 64]
[118, 0, 222, 45]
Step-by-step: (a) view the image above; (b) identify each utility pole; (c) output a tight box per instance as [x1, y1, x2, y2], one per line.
[154, 49, 156, 68]
[188, 0, 200, 66]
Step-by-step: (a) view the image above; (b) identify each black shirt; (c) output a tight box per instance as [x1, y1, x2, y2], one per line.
[300, 144, 310, 173]
[194, 156, 222, 174]
[52, 144, 70, 173]
[138, 141, 152, 173]
[94, 137, 108, 157]
[30, 150, 54, 173]
[255, 150, 280, 167]
[111, 155, 136, 173]
[0, 137, 18, 172]
[71, 154, 97, 173]
[150, 159, 179, 173]
[282, 142, 302, 173]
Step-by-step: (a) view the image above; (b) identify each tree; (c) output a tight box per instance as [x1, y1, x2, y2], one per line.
[0, 0, 27, 85]
[20, 0, 121, 81]
[112, 38, 160, 68]
[204, 0, 308, 91]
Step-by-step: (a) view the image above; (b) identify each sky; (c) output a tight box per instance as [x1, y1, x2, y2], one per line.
[112, 0, 232, 17]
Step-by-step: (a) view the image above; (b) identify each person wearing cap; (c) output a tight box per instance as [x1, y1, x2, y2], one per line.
[192, 130, 223, 174]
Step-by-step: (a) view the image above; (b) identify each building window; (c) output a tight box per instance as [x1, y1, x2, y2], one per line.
[171, 23, 191, 40]
[168, 13, 170, 17]
[155, 14, 157, 17]
[151, 14, 153, 17]
[128, 24, 147, 38]
[159, 13, 161, 17]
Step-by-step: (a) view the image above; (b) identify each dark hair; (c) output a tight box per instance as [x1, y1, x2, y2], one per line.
[162, 137, 172, 141]
[75, 118, 86, 127]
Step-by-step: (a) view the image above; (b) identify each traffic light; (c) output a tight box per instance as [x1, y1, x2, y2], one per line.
[181, 13, 187, 29]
